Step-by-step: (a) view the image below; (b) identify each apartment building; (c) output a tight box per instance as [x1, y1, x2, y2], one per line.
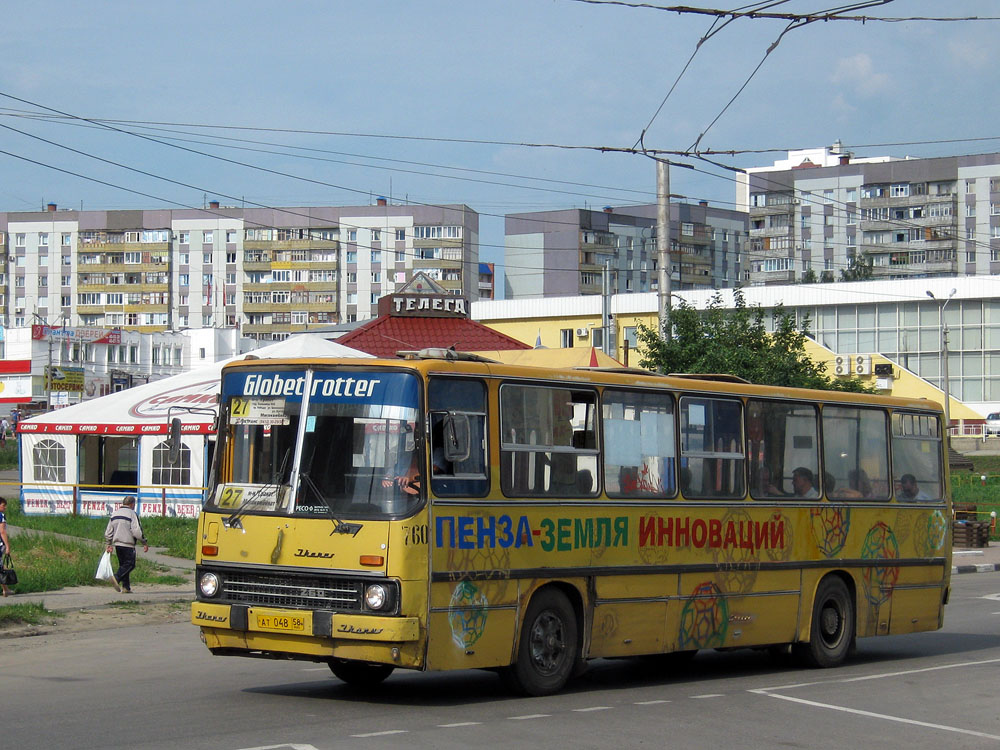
[503, 203, 747, 299]
[473, 275, 1000, 421]
[740, 144, 1000, 286]
[0, 200, 479, 340]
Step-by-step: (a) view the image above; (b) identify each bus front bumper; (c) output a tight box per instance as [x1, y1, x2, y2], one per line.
[191, 602, 420, 642]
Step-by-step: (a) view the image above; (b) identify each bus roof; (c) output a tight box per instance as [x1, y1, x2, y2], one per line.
[220, 355, 944, 414]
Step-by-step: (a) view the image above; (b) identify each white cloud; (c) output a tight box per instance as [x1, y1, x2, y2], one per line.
[948, 38, 991, 68]
[830, 93, 856, 122]
[830, 53, 890, 97]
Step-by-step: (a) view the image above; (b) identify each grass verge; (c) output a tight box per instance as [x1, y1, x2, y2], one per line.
[6, 495, 196, 559]
[0, 601, 60, 626]
[4, 531, 186, 595]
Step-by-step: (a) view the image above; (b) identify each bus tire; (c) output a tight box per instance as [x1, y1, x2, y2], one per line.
[795, 576, 854, 668]
[328, 659, 394, 688]
[503, 588, 578, 696]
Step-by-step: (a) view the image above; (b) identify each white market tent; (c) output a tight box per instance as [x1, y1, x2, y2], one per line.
[18, 334, 372, 518]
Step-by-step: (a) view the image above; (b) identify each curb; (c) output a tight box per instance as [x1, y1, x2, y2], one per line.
[952, 563, 1000, 575]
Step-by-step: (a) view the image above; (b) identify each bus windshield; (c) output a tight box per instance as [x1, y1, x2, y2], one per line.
[210, 368, 423, 519]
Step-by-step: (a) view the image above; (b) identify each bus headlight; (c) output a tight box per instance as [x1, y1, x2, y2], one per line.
[199, 572, 221, 598]
[364, 583, 392, 611]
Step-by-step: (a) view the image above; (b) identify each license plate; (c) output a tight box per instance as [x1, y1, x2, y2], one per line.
[256, 614, 306, 632]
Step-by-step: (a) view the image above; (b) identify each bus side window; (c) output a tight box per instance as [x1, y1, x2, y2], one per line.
[824, 406, 890, 502]
[747, 399, 819, 500]
[603, 389, 675, 498]
[428, 377, 489, 497]
[679, 396, 744, 499]
[891, 412, 943, 502]
[501, 384, 599, 498]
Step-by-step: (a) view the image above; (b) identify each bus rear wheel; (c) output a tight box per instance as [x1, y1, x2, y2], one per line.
[795, 576, 854, 668]
[502, 589, 578, 696]
[328, 659, 394, 688]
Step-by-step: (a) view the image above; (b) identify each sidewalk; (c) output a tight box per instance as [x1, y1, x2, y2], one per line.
[952, 544, 1000, 575]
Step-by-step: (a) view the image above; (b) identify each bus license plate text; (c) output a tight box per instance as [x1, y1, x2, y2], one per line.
[256, 614, 305, 632]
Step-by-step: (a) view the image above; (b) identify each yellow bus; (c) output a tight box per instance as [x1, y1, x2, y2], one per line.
[190, 351, 951, 695]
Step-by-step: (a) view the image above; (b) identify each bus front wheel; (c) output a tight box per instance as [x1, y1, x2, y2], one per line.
[328, 659, 394, 688]
[502, 588, 578, 696]
[795, 576, 855, 668]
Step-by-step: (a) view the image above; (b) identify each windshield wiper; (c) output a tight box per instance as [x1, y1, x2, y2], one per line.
[224, 447, 291, 530]
[298, 471, 363, 536]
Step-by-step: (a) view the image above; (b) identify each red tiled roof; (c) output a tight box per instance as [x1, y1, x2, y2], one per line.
[336, 316, 531, 358]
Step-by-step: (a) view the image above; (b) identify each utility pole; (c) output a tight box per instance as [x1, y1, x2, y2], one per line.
[601, 261, 611, 357]
[927, 288, 956, 435]
[656, 159, 671, 334]
[31, 313, 55, 412]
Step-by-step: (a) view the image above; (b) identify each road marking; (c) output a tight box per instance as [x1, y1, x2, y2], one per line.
[691, 693, 724, 699]
[237, 745, 319, 750]
[438, 722, 482, 728]
[573, 706, 611, 712]
[753, 692, 1000, 741]
[350, 730, 408, 738]
[509, 714, 551, 720]
[635, 699, 671, 705]
[754, 656, 1000, 693]
[302, 667, 328, 672]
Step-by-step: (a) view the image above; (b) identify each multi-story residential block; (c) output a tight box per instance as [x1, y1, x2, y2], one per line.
[740, 143, 1000, 286]
[503, 203, 746, 299]
[0, 200, 479, 340]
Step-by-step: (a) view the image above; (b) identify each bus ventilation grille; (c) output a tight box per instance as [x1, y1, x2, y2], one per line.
[222, 571, 363, 611]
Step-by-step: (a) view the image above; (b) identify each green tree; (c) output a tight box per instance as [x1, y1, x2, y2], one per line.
[840, 253, 874, 281]
[637, 288, 872, 392]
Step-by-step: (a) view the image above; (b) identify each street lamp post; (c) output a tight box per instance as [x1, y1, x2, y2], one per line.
[926, 288, 956, 435]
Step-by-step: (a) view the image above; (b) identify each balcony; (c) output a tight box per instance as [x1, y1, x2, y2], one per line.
[860, 192, 956, 209]
[749, 226, 793, 239]
[244, 239, 339, 251]
[749, 202, 796, 217]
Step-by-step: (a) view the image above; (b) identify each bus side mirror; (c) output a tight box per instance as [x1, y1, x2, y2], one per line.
[168, 417, 182, 465]
[442, 414, 470, 463]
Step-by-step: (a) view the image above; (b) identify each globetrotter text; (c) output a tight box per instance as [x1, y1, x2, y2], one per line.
[241, 374, 381, 398]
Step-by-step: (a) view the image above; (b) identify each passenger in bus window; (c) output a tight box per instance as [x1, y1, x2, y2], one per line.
[840, 469, 872, 499]
[382, 425, 421, 495]
[758, 465, 781, 496]
[429, 417, 452, 477]
[792, 467, 819, 498]
[680, 466, 695, 497]
[898, 473, 930, 501]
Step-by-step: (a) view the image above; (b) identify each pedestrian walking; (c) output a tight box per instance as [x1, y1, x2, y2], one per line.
[103, 495, 148, 593]
[0, 497, 12, 596]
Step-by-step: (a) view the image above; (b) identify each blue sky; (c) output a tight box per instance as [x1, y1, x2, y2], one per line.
[0, 1, 996, 284]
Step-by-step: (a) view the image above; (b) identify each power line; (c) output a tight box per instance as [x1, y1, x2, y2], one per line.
[567, 0, 1000, 22]
[687, 1, 894, 153]
[0, 109, 654, 203]
[0, 94, 650, 247]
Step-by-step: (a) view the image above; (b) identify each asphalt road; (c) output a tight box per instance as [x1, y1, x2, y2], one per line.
[3, 574, 999, 750]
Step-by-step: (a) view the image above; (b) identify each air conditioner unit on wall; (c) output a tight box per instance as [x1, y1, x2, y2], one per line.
[854, 354, 872, 375]
[833, 355, 849, 376]
[576, 328, 589, 337]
